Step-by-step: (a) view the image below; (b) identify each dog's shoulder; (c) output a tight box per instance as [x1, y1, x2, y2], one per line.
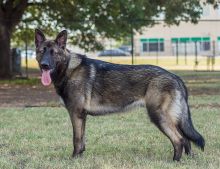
[67, 52, 85, 70]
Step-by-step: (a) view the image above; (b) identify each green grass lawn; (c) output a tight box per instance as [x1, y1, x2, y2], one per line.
[0, 96, 220, 169]
[1, 71, 220, 168]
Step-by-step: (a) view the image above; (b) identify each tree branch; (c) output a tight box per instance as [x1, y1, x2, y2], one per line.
[0, 0, 5, 18]
[13, 0, 28, 12]
[10, 0, 28, 26]
[0, 0, 15, 16]
[5, 0, 15, 11]
[0, 6, 2, 16]
[27, 2, 45, 6]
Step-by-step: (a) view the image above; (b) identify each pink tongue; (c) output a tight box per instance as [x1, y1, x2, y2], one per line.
[41, 70, 52, 86]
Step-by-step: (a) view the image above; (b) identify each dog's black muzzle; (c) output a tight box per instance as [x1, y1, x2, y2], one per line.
[40, 49, 55, 71]
[40, 60, 50, 70]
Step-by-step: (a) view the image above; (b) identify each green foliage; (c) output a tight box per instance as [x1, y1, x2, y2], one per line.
[12, 0, 215, 50]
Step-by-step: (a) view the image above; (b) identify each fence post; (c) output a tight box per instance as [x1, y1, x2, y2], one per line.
[194, 41, 198, 71]
[25, 22, 29, 78]
[131, 22, 134, 65]
[184, 41, 187, 65]
[176, 41, 179, 65]
[156, 40, 159, 65]
[212, 40, 216, 71]
[207, 55, 210, 71]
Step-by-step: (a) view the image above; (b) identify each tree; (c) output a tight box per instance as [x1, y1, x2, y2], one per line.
[0, 0, 214, 78]
[0, 0, 28, 78]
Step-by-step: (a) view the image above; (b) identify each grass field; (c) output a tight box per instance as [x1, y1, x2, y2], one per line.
[1, 71, 220, 168]
[0, 102, 219, 169]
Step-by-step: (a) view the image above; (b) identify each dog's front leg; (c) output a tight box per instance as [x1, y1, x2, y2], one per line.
[68, 109, 87, 158]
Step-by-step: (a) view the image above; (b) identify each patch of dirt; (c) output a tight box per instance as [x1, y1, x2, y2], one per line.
[0, 83, 59, 107]
[188, 87, 220, 96]
[0, 70, 220, 107]
[191, 103, 220, 109]
[0, 82, 219, 107]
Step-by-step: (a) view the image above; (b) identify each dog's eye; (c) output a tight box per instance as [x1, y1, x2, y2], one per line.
[39, 49, 44, 54]
[39, 47, 46, 54]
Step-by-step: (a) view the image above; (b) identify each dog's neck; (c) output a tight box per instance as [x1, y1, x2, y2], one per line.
[51, 52, 83, 97]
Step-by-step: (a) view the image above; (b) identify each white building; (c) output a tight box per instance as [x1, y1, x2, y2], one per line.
[134, 4, 220, 56]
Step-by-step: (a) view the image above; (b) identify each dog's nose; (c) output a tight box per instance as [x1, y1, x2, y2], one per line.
[41, 61, 50, 70]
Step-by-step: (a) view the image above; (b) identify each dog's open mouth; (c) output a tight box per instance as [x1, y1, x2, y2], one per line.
[41, 69, 52, 86]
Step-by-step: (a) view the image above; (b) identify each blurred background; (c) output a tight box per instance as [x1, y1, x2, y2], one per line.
[2, 1, 220, 79]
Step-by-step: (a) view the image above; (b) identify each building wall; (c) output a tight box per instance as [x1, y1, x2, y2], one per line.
[134, 5, 220, 56]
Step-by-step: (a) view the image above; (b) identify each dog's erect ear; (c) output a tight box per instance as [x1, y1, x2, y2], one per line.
[35, 29, 45, 48]
[55, 30, 67, 49]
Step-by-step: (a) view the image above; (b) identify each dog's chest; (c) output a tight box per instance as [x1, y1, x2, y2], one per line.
[59, 97, 65, 106]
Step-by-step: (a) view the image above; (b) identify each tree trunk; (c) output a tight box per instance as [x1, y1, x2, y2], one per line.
[0, 24, 12, 78]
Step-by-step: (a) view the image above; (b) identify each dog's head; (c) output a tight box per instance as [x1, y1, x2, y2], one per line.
[35, 29, 69, 86]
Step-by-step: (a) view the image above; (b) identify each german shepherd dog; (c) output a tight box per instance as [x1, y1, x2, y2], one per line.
[35, 29, 205, 161]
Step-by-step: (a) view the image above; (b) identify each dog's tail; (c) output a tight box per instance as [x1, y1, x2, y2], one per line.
[179, 105, 205, 151]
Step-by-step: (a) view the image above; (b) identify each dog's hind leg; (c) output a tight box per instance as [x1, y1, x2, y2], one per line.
[177, 127, 192, 155]
[183, 138, 191, 155]
[169, 90, 205, 155]
[147, 105, 184, 161]
[160, 120, 184, 161]
[146, 90, 185, 161]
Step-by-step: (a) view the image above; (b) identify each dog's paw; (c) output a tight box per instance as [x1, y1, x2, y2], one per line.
[72, 150, 84, 159]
